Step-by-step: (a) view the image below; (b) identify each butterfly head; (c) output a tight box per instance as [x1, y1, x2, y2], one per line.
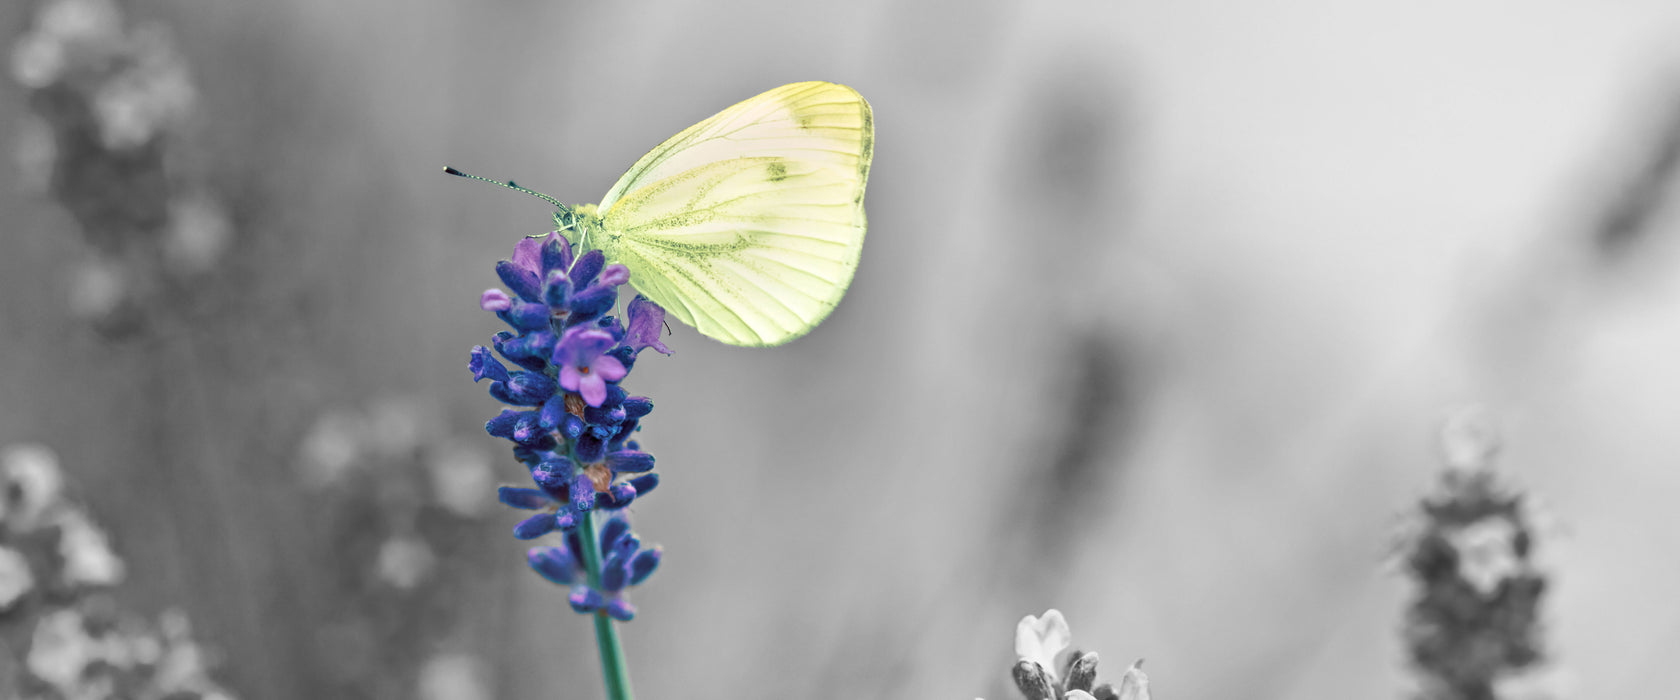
[558, 203, 605, 253]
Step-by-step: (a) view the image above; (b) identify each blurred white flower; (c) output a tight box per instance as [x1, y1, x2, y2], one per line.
[298, 407, 368, 488]
[129, 626, 163, 666]
[56, 507, 126, 586]
[1015, 609, 1072, 679]
[364, 396, 429, 461]
[1439, 405, 1501, 473]
[9, 31, 66, 88]
[0, 546, 35, 611]
[418, 652, 490, 700]
[1448, 517, 1522, 596]
[427, 439, 493, 518]
[38, 0, 123, 44]
[90, 23, 196, 150]
[154, 609, 211, 691]
[28, 608, 93, 692]
[376, 535, 435, 590]
[3, 442, 66, 529]
[67, 257, 127, 320]
[163, 192, 233, 274]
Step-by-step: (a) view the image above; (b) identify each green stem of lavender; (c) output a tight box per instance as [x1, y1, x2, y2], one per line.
[578, 509, 634, 700]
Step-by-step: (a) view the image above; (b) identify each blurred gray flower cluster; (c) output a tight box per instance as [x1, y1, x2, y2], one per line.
[1395, 411, 1562, 700]
[294, 396, 498, 700]
[0, 444, 236, 700]
[10, 0, 231, 334]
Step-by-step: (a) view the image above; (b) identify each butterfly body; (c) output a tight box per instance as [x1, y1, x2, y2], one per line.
[554, 81, 873, 347]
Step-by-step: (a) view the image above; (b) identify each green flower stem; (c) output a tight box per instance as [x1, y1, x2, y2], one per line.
[578, 509, 634, 700]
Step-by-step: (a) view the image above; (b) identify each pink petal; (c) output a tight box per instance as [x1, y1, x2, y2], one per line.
[480, 289, 512, 312]
[594, 355, 627, 382]
[558, 364, 582, 392]
[580, 374, 607, 407]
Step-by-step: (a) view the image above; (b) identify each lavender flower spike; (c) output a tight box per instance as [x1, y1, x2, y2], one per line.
[469, 233, 667, 623]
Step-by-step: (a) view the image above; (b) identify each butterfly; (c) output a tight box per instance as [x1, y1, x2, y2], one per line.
[449, 81, 873, 347]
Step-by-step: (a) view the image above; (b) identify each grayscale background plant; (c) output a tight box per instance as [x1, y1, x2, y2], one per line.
[6, 0, 1680, 698]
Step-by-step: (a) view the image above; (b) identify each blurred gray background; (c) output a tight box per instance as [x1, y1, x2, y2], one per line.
[5, 0, 1680, 698]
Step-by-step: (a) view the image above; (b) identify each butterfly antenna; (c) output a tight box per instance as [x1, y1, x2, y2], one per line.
[443, 166, 569, 212]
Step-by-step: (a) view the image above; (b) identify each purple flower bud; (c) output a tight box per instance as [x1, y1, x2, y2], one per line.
[485, 409, 524, 439]
[627, 473, 658, 497]
[621, 397, 653, 419]
[494, 331, 554, 372]
[567, 284, 617, 322]
[527, 545, 575, 585]
[533, 457, 572, 482]
[541, 232, 572, 273]
[498, 486, 552, 509]
[511, 443, 542, 467]
[566, 529, 585, 561]
[507, 409, 547, 443]
[575, 432, 606, 463]
[561, 414, 586, 440]
[469, 346, 511, 383]
[601, 553, 629, 592]
[480, 289, 513, 312]
[584, 403, 627, 427]
[614, 533, 641, 559]
[599, 516, 630, 553]
[570, 473, 596, 513]
[611, 346, 639, 376]
[495, 260, 542, 302]
[504, 371, 558, 404]
[568, 585, 603, 613]
[514, 512, 559, 539]
[599, 264, 630, 287]
[570, 249, 605, 290]
[539, 394, 567, 429]
[599, 385, 630, 410]
[606, 450, 655, 474]
[628, 547, 661, 586]
[609, 419, 640, 449]
[604, 596, 636, 622]
[504, 301, 551, 332]
[606, 482, 637, 507]
[598, 315, 626, 342]
[543, 269, 572, 308]
[555, 509, 580, 530]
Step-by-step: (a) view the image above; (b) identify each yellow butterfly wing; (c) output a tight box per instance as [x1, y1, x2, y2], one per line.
[591, 81, 873, 347]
